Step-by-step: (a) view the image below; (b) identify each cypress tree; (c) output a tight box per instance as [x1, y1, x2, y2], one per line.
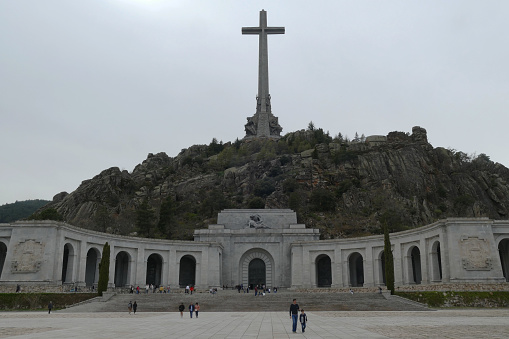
[384, 225, 395, 294]
[97, 242, 110, 296]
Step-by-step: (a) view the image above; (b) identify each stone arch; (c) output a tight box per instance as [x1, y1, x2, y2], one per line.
[85, 247, 101, 287]
[146, 253, 163, 286]
[61, 243, 75, 284]
[316, 254, 332, 287]
[114, 251, 131, 287]
[348, 252, 364, 287]
[179, 255, 196, 287]
[378, 250, 386, 285]
[430, 241, 442, 282]
[239, 249, 274, 289]
[408, 246, 422, 284]
[179, 254, 196, 287]
[0, 242, 7, 279]
[498, 238, 509, 282]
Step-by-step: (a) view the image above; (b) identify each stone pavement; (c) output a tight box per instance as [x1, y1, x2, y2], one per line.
[0, 309, 509, 339]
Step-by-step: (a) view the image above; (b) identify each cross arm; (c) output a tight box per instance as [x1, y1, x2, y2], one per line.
[242, 27, 261, 34]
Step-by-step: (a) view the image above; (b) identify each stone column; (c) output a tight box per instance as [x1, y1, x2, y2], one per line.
[108, 244, 115, 288]
[332, 249, 342, 288]
[135, 247, 145, 286]
[364, 247, 374, 287]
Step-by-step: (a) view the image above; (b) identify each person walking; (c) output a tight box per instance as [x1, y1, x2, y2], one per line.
[133, 301, 138, 314]
[289, 299, 300, 333]
[195, 302, 200, 318]
[48, 301, 53, 314]
[179, 302, 185, 318]
[189, 302, 195, 318]
[299, 309, 308, 333]
[128, 301, 133, 315]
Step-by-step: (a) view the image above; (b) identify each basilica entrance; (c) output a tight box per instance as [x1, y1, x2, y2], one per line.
[240, 249, 274, 289]
[248, 258, 266, 288]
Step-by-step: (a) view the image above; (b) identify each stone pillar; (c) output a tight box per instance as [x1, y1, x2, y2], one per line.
[332, 249, 342, 288]
[364, 247, 374, 287]
[108, 244, 115, 288]
[76, 241, 88, 286]
[135, 247, 145, 286]
[393, 243, 404, 286]
[168, 248, 178, 288]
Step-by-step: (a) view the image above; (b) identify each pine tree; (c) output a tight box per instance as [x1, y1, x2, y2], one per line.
[136, 199, 155, 237]
[97, 242, 110, 296]
[384, 225, 395, 294]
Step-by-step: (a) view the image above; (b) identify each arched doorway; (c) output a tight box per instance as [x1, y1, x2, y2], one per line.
[348, 252, 364, 287]
[61, 243, 74, 284]
[248, 258, 266, 288]
[114, 251, 130, 287]
[239, 249, 274, 289]
[431, 241, 442, 282]
[0, 242, 7, 278]
[179, 255, 196, 287]
[410, 246, 422, 284]
[85, 248, 100, 287]
[499, 239, 509, 282]
[316, 254, 332, 287]
[146, 253, 163, 286]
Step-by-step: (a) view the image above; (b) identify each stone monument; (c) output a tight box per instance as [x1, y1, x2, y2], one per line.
[243, 10, 284, 139]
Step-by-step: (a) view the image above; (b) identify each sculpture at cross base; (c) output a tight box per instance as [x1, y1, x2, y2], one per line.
[242, 10, 284, 139]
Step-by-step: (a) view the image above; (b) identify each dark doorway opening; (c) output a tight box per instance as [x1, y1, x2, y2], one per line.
[248, 258, 266, 289]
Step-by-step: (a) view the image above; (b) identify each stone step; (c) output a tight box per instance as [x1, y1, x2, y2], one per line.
[62, 290, 430, 313]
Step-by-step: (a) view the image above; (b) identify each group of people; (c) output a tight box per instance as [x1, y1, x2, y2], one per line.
[127, 301, 138, 314]
[233, 284, 278, 296]
[290, 299, 307, 333]
[179, 302, 200, 318]
[131, 284, 171, 294]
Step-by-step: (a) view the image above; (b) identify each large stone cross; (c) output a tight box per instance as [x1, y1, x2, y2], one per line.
[243, 10, 284, 139]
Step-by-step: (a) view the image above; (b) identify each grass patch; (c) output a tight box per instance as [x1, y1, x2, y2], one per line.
[396, 291, 509, 308]
[0, 293, 96, 311]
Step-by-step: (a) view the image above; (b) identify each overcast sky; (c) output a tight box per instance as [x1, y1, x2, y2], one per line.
[1, 0, 508, 206]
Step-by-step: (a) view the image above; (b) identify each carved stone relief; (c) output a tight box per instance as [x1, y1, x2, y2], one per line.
[11, 240, 44, 273]
[459, 236, 492, 271]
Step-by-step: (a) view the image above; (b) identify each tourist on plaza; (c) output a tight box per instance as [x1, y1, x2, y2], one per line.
[48, 301, 53, 314]
[299, 309, 307, 333]
[189, 302, 195, 318]
[133, 301, 137, 314]
[195, 302, 200, 318]
[145, 284, 149, 293]
[289, 299, 300, 333]
[128, 301, 133, 314]
[254, 286, 258, 296]
[136, 286, 140, 294]
[178, 302, 185, 318]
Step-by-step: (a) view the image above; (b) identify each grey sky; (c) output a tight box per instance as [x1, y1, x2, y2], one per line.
[1, 0, 508, 206]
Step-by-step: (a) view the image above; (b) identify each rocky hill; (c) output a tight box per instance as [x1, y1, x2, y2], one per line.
[35, 126, 509, 240]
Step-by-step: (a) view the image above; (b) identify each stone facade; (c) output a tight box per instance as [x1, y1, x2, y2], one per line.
[0, 212, 509, 291]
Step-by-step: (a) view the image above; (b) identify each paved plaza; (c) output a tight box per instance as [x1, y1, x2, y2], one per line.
[0, 309, 508, 338]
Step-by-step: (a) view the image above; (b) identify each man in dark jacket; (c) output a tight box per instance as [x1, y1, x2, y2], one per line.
[179, 303, 185, 318]
[289, 299, 299, 333]
[189, 302, 195, 318]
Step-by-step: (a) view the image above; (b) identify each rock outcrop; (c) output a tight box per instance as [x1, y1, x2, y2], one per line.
[38, 126, 509, 239]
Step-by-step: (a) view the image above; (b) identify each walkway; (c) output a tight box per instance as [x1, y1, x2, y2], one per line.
[0, 309, 508, 338]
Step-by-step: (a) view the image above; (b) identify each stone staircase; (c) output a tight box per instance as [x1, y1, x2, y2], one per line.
[61, 289, 430, 313]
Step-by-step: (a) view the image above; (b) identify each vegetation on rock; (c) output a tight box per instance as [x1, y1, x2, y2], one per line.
[33, 125, 509, 240]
